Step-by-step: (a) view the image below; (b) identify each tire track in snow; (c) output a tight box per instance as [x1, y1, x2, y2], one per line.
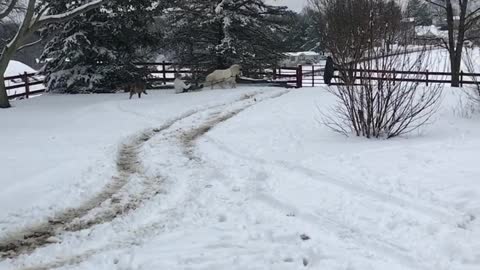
[178, 90, 430, 270]
[11, 91, 289, 270]
[2, 90, 282, 269]
[0, 116, 184, 259]
[0, 92, 263, 260]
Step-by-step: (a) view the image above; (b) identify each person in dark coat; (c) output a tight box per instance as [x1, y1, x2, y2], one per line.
[324, 56, 335, 85]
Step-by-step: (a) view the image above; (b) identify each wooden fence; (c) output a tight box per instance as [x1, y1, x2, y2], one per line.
[329, 68, 480, 87]
[7, 64, 480, 100]
[135, 62, 304, 88]
[5, 72, 46, 99]
[4, 63, 306, 99]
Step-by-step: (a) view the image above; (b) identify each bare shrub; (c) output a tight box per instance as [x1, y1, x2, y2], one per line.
[462, 47, 480, 105]
[319, 0, 443, 138]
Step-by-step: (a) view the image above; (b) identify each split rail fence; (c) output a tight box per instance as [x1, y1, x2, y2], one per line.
[5, 72, 46, 99]
[6, 63, 480, 100]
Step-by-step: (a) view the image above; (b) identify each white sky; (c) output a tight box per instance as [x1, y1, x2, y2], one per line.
[267, 0, 309, 12]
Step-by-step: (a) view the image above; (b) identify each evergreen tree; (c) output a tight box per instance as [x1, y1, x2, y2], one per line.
[279, 8, 326, 53]
[406, 0, 433, 26]
[302, 6, 325, 52]
[164, 0, 288, 75]
[41, 0, 163, 93]
[281, 12, 308, 52]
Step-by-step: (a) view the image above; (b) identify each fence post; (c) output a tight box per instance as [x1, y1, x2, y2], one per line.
[426, 69, 429, 86]
[23, 72, 30, 99]
[312, 65, 315, 87]
[162, 61, 167, 85]
[297, 65, 303, 88]
[273, 67, 277, 80]
[460, 70, 464, 87]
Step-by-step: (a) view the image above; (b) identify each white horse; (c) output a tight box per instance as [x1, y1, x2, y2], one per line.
[205, 64, 241, 89]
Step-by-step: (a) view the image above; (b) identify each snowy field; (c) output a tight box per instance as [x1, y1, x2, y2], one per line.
[1, 86, 480, 270]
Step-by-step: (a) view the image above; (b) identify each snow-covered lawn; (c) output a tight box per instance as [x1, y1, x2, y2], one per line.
[1, 86, 479, 270]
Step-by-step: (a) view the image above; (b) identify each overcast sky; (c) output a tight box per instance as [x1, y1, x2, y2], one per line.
[267, 0, 309, 12]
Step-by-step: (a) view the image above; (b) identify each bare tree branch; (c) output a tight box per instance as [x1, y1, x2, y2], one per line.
[16, 37, 43, 52]
[320, 0, 443, 139]
[0, 0, 18, 20]
[34, 0, 103, 29]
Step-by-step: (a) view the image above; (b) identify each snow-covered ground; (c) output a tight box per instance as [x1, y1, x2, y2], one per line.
[1, 86, 479, 270]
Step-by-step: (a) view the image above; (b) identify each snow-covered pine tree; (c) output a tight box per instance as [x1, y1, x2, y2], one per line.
[164, 0, 288, 76]
[41, 0, 163, 93]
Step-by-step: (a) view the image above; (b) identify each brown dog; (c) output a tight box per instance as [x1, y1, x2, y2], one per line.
[118, 82, 147, 99]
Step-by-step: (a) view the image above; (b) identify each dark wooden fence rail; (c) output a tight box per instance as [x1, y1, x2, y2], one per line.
[136, 62, 304, 88]
[330, 68, 480, 87]
[4, 63, 305, 99]
[5, 72, 46, 100]
[8, 64, 479, 100]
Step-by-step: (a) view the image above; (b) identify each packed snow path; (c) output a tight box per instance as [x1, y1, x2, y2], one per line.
[1, 87, 479, 270]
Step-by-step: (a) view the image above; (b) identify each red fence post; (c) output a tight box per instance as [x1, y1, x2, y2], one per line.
[297, 65, 303, 88]
[273, 67, 277, 80]
[23, 72, 30, 99]
[162, 61, 167, 85]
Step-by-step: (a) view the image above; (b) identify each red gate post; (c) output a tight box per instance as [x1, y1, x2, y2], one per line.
[23, 72, 30, 99]
[296, 65, 303, 88]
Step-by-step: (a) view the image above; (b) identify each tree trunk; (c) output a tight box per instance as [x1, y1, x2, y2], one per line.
[0, 51, 13, 108]
[450, 50, 462, 87]
[0, 45, 17, 108]
[0, 75, 10, 108]
[451, 0, 469, 88]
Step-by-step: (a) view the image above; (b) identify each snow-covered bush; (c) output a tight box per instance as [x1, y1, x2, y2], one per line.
[463, 48, 480, 108]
